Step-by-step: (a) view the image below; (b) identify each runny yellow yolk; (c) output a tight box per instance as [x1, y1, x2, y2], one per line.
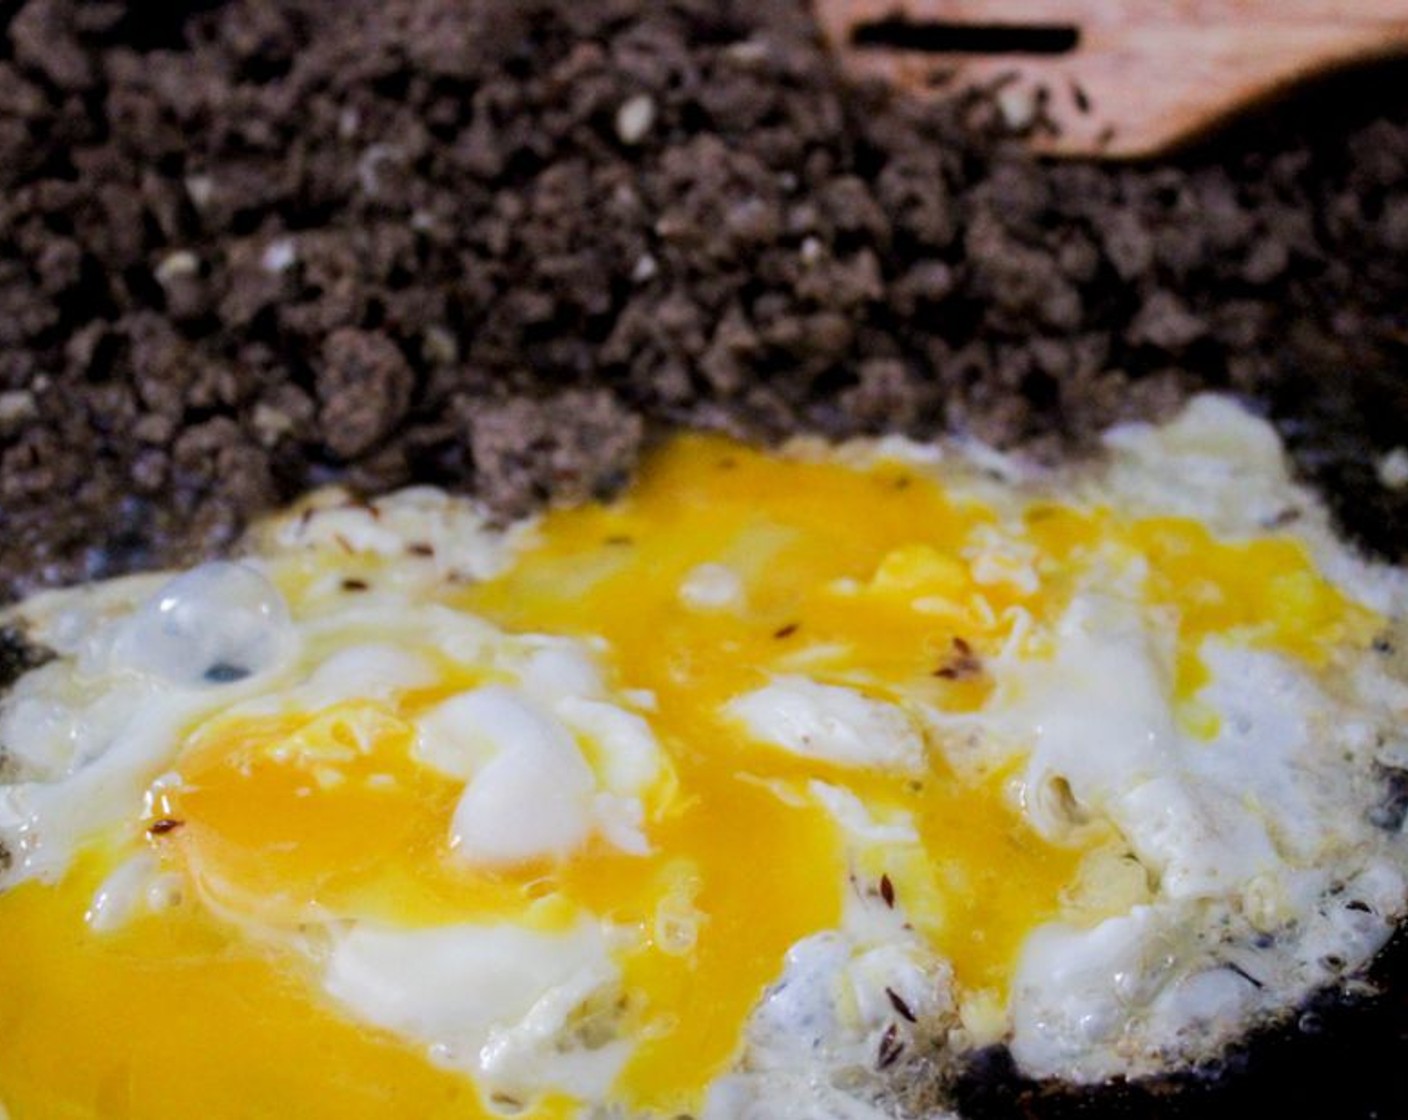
[0, 433, 1378, 1120]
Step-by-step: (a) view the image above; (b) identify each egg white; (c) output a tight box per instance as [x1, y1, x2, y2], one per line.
[1, 395, 1405, 1119]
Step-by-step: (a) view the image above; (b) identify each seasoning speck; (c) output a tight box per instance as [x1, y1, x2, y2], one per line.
[934, 636, 983, 680]
[879, 873, 895, 908]
[886, 987, 916, 1022]
[615, 94, 656, 146]
[876, 1023, 904, 1069]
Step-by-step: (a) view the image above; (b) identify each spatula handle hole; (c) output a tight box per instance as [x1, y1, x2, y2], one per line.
[850, 19, 1081, 56]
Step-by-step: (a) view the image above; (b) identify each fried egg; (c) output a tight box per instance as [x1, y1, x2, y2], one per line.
[1, 395, 1405, 1119]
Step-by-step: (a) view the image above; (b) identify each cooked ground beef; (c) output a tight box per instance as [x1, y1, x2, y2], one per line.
[2, 0, 1407, 602]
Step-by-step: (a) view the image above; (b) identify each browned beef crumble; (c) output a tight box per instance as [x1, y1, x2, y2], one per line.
[2, 1, 1408, 1116]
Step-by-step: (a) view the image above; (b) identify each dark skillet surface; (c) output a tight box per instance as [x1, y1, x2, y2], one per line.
[1, 3, 1407, 1116]
[956, 930, 1408, 1118]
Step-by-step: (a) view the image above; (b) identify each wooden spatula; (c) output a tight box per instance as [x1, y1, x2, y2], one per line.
[814, 0, 1408, 157]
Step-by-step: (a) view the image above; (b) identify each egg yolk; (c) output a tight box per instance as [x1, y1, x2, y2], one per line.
[0, 433, 1377, 1120]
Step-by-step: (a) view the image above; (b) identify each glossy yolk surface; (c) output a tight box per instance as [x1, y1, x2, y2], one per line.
[0, 433, 1377, 1120]
[0, 852, 495, 1120]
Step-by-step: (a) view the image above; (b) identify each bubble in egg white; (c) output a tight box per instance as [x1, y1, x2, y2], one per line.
[110, 561, 293, 688]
